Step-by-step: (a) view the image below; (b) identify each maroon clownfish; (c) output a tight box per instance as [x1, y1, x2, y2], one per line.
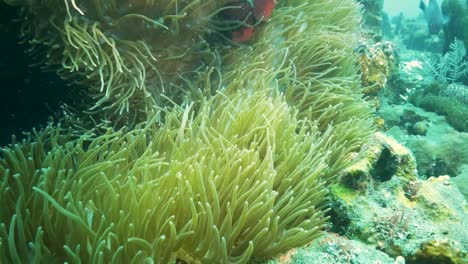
[232, 26, 256, 43]
[253, 0, 276, 21]
[223, 0, 276, 43]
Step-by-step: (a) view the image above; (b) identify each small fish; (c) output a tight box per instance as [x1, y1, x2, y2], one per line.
[419, 0, 443, 35]
[220, 0, 276, 43]
[232, 26, 256, 43]
[253, 0, 276, 21]
[222, 1, 255, 24]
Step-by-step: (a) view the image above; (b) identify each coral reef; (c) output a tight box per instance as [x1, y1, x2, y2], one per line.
[357, 41, 399, 107]
[383, 54, 426, 105]
[261, 233, 398, 264]
[424, 38, 468, 86]
[379, 103, 468, 181]
[330, 133, 468, 264]
[340, 132, 417, 192]
[441, 83, 468, 104]
[410, 84, 468, 132]
[385, 39, 468, 132]
[441, 0, 468, 53]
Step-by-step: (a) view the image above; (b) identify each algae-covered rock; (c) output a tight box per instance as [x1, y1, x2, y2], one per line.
[340, 132, 417, 192]
[380, 103, 468, 179]
[453, 166, 468, 199]
[358, 41, 399, 108]
[330, 135, 468, 263]
[412, 95, 468, 132]
[258, 233, 398, 264]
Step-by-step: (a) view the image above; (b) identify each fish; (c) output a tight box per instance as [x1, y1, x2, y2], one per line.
[220, 0, 276, 43]
[419, 0, 444, 34]
[253, 0, 276, 21]
[221, 1, 255, 24]
[232, 26, 256, 43]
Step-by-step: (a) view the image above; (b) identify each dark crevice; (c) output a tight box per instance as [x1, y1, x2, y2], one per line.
[0, 2, 73, 146]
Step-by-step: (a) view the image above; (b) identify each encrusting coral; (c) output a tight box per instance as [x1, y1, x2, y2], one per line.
[0, 0, 374, 263]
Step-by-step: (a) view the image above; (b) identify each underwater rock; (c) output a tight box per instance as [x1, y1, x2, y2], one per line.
[331, 141, 468, 263]
[357, 40, 399, 107]
[262, 233, 399, 264]
[452, 167, 468, 199]
[384, 55, 427, 105]
[409, 81, 468, 133]
[408, 121, 428, 136]
[390, 40, 468, 132]
[340, 132, 417, 192]
[398, 109, 430, 136]
[441, 83, 468, 105]
[380, 103, 468, 179]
